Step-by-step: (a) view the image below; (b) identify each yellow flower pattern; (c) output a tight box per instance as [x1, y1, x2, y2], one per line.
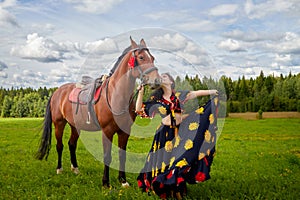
[189, 122, 199, 131]
[209, 114, 214, 124]
[205, 130, 211, 143]
[195, 107, 204, 114]
[214, 97, 219, 106]
[198, 153, 205, 160]
[158, 106, 167, 115]
[207, 149, 211, 156]
[161, 162, 166, 173]
[174, 136, 181, 148]
[153, 141, 157, 152]
[175, 92, 181, 98]
[175, 158, 188, 168]
[165, 140, 173, 152]
[184, 139, 193, 150]
[169, 157, 175, 168]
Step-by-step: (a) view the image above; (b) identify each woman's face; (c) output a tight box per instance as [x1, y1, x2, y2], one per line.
[161, 73, 173, 88]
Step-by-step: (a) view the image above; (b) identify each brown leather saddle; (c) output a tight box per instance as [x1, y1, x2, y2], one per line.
[69, 75, 106, 131]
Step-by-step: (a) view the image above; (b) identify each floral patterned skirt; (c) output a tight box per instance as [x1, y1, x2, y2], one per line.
[137, 97, 219, 199]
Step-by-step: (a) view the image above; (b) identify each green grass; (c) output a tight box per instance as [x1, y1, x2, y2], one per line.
[0, 117, 299, 199]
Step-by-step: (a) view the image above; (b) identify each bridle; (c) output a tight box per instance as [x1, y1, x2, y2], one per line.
[105, 47, 158, 116]
[128, 47, 158, 84]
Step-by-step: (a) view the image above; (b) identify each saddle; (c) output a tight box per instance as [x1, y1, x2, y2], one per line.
[68, 75, 107, 131]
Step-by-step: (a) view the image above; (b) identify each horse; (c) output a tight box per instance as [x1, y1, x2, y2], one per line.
[36, 37, 161, 187]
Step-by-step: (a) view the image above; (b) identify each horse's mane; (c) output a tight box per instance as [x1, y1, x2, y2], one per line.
[108, 44, 146, 76]
[109, 46, 131, 76]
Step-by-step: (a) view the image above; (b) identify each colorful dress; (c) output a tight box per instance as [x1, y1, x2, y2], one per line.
[137, 91, 219, 199]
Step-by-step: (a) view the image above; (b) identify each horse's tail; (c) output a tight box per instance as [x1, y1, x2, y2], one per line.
[36, 96, 52, 160]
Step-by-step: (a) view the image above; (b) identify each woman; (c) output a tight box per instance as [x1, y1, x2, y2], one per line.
[136, 73, 219, 199]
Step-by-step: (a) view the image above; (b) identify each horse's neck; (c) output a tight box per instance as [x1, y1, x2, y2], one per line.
[109, 53, 136, 104]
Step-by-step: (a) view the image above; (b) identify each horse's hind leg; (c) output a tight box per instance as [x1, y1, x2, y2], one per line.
[69, 125, 80, 174]
[54, 120, 67, 174]
[117, 131, 129, 187]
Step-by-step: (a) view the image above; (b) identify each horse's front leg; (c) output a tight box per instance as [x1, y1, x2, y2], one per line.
[102, 132, 113, 187]
[118, 131, 129, 187]
[69, 125, 80, 174]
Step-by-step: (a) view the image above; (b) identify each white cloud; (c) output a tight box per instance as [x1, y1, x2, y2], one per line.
[0, 0, 18, 26]
[222, 30, 283, 42]
[10, 33, 69, 62]
[275, 54, 291, 64]
[0, 0, 17, 8]
[150, 33, 187, 51]
[144, 10, 190, 21]
[265, 32, 300, 54]
[209, 4, 238, 16]
[149, 33, 212, 68]
[245, 0, 294, 19]
[83, 38, 119, 55]
[218, 39, 246, 52]
[0, 61, 8, 70]
[172, 19, 216, 32]
[0, 7, 18, 27]
[0, 71, 8, 78]
[64, 0, 123, 14]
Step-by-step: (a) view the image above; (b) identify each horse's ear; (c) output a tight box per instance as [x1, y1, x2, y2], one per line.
[130, 36, 138, 49]
[140, 39, 147, 47]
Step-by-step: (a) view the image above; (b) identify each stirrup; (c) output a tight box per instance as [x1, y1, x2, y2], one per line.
[86, 111, 91, 124]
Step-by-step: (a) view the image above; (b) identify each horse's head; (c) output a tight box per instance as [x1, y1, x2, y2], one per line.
[128, 37, 161, 89]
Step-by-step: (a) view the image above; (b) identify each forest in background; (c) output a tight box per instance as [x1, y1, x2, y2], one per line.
[0, 71, 299, 118]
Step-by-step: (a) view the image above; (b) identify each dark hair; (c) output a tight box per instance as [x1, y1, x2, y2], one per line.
[148, 72, 175, 101]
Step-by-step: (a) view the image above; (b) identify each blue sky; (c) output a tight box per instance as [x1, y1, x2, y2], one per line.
[0, 0, 300, 88]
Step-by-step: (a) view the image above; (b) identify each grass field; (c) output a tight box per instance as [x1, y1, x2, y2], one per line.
[0, 115, 299, 199]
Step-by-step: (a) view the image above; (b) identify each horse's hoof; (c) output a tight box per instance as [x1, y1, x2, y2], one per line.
[102, 183, 112, 190]
[56, 168, 63, 174]
[121, 181, 130, 188]
[71, 164, 80, 175]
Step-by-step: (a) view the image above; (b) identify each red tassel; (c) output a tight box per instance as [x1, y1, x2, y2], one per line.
[128, 56, 135, 68]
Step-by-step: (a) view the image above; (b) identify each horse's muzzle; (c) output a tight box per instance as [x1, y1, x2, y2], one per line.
[150, 77, 162, 89]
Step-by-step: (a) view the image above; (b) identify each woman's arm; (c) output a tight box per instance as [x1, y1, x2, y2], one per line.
[184, 89, 218, 102]
[135, 85, 144, 112]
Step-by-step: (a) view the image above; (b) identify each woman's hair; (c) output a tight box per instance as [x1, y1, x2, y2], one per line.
[148, 72, 175, 101]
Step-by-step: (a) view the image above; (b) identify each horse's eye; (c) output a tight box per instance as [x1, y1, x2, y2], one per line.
[139, 56, 144, 60]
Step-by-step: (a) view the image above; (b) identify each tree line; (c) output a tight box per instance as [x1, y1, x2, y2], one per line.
[0, 71, 299, 118]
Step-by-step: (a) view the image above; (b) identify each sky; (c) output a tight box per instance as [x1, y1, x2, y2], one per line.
[0, 0, 300, 88]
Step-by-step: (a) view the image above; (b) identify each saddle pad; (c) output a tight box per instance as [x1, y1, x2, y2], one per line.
[69, 87, 102, 104]
[69, 88, 82, 104]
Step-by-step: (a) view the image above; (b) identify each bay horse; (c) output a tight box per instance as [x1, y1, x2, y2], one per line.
[36, 37, 161, 187]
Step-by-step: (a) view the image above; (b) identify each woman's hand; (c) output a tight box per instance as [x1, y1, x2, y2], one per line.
[137, 84, 144, 92]
[210, 89, 219, 96]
